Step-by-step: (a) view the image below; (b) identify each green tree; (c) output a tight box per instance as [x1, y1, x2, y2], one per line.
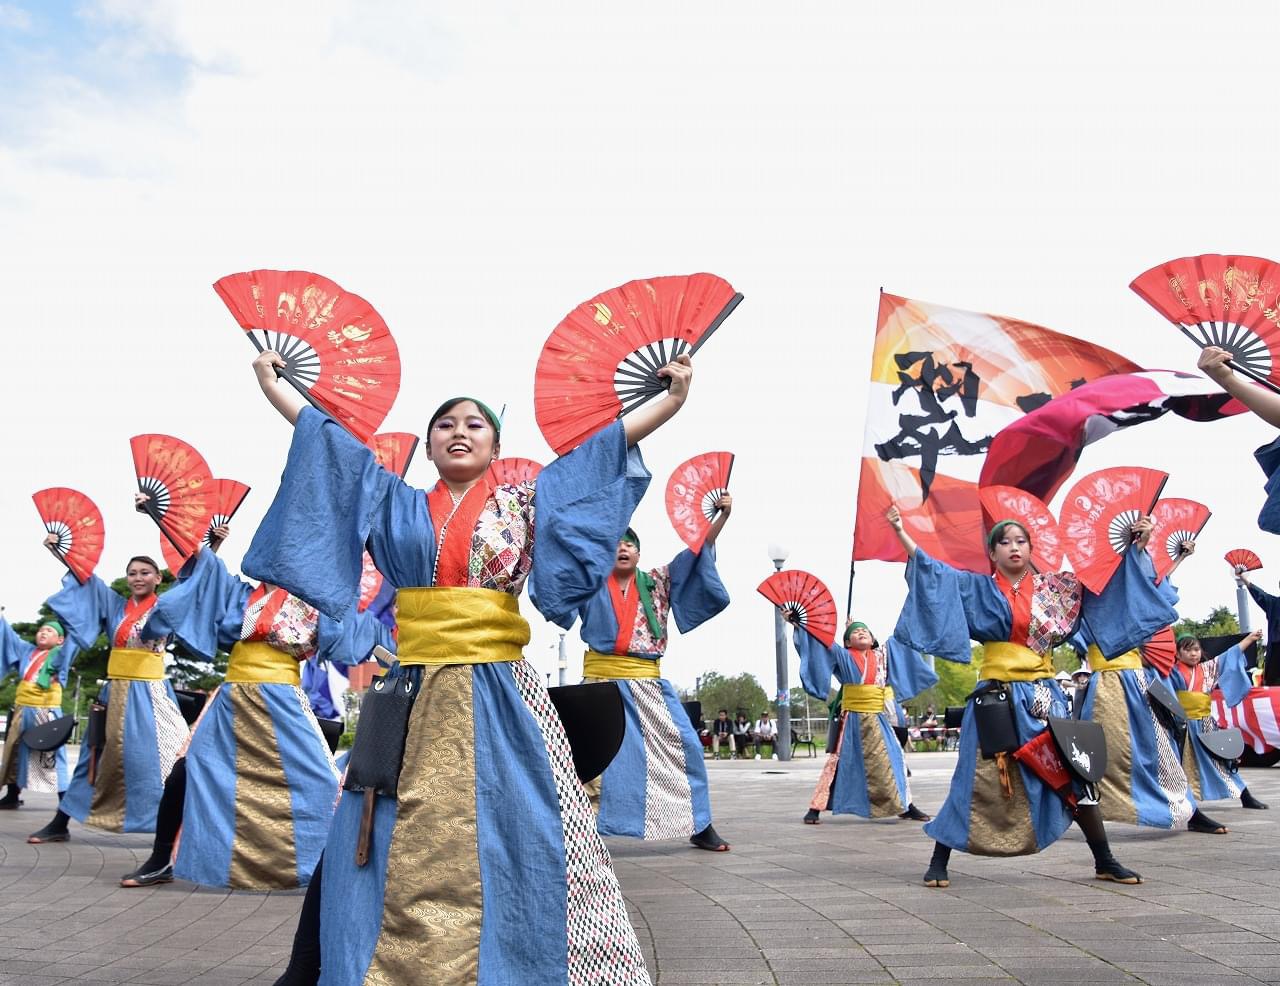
[695, 670, 769, 721]
[1175, 605, 1240, 639]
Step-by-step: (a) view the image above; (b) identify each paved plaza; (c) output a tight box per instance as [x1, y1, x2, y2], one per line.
[1, 749, 1278, 984]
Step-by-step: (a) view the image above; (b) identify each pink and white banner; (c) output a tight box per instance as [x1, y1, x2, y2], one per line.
[1214, 687, 1280, 753]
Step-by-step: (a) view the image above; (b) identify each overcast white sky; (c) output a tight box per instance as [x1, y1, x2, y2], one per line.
[3, 1, 1280, 697]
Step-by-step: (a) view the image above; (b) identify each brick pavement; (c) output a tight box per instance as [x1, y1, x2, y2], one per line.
[0, 749, 1277, 984]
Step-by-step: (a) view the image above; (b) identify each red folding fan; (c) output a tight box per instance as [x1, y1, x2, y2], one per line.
[534, 273, 743, 453]
[1148, 498, 1212, 583]
[486, 457, 543, 487]
[32, 488, 105, 585]
[1130, 254, 1280, 394]
[1059, 466, 1168, 594]
[157, 478, 251, 574]
[756, 570, 837, 649]
[213, 270, 401, 443]
[665, 451, 734, 553]
[977, 485, 1064, 573]
[1140, 626, 1177, 677]
[130, 435, 217, 562]
[370, 432, 418, 478]
[358, 551, 385, 613]
[1225, 548, 1263, 574]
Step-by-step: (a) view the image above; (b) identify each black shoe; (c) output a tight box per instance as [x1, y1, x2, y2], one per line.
[690, 824, 730, 851]
[0, 798, 23, 810]
[120, 862, 174, 888]
[899, 803, 931, 821]
[1242, 789, 1270, 810]
[27, 823, 68, 844]
[803, 809, 821, 825]
[1094, 859, 1142, 884]
[923, 862, 949, 888]
[1188, 811, 1229, 834]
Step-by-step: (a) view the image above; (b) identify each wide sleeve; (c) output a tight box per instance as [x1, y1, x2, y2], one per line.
[666, 546, 730, 635]
[794, 625, 839, 700]
[892, 548, 984, 664]
[48, 638, 80, 685]
[0, 618, 33, 676]
[242, 407, 402, 619]
[1080, 545, 1180, 659]
[46, 572, 119, 651]
[885, 637, 938, 703]
[1247, 582, 1280, 619]
[315, 609, 395, 668]
[528, 421, 651, 629]
[1157, 574, 1180, 608]
[1256, 435, 1280, 535]
[142, 549, 252, 660]
[1210, 646, 1252, 708]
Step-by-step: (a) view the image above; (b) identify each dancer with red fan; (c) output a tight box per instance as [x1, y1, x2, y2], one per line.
[114, 524, 393, 890]
[0, 616, 78, 809]
[789, 612, 935, 826]
[27, 527, 189, 844]
[887, 498, 1178, 889]
[574, 507, 732, 851]
[1240, 565, 1280, 687]
[244, 339, 693, 984]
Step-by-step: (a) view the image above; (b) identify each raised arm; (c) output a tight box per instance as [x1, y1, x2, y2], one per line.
[622, 354, 690, 446]
[703, 491, 732, 547]
[253, 350, 307, 426]
[1164, 537, 1195, 580]
[1199, 346, 1280, 429]
[886, 504, 918, 558]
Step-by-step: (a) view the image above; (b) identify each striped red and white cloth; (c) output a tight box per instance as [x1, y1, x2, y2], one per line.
[1214, 687, 1280, 754]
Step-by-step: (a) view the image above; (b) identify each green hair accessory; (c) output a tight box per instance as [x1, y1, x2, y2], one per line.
[39, 620, 65, 637]
[986, 518, 1030, 551]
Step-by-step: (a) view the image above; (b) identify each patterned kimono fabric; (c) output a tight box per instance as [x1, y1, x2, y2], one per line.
[894, 546, 1177, 858]
[1171, 647, 1250, 802]
[144, 549, 390, 890]
[1077, 641, 1193, 829]
[51, 576, 187, 832]
[796, 631, 934, 819]
[578, 547, 728, 840]
[241, 408, 652, 986]
[0, 619, 72, 793]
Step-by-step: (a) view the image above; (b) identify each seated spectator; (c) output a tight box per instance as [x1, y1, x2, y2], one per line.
[732, 713, 754, 758]
[754, 711, 779, 758]
[710, 709, 734, 757]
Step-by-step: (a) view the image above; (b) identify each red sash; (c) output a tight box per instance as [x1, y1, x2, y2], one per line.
[1183, 662, 1205, 693]
[846, 645, 874, 684]
[426, 480, 493, 588]
[994, 571, 1033, 647]
[608, 574, 640, 654]
[114, 594, 158, 648]
[245, 584, 290, 640]
[22, 650, 50, 683]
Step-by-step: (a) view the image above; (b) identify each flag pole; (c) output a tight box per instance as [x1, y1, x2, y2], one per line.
[847, 287, 884, 622]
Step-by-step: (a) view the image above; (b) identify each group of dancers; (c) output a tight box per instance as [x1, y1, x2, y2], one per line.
[2, 332, 1277, 985]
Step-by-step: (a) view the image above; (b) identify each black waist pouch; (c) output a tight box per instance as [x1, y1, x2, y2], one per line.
[968, 683, 1018, 759]
[344, 671, 418, 867]
[84, 702, 108, 751]
[315, 717, 345, 755]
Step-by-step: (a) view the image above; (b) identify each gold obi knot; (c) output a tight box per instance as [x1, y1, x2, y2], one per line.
[107, 647, 166, 681]
[225, 641, 301, 685]
[396, 587, 531, 665]
[15, 681, 62, 708]
[979, 642, 1053, 682]
[583, 651, 661, 679]
[841, 683, 888, 713]
[1178, 691, 1212, 719]
[1086, 644, 1142, 672]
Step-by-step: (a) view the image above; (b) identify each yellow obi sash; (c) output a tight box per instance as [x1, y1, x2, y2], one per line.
[15, 681, 62, 708]
[583, 651, 661, 680]
[225, 641, 301, 685]
[1086, 645, 1142, 672]
[1178, 691, 1213, 719]
[107, 647, 166, 681]
[979, 642, 1053, 682]
[841, 683, 888, 713]
[396, 587, 531, 665]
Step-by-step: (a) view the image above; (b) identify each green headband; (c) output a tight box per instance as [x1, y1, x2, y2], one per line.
[843, 621, 874, 645]
[987, 518, 1030, 551]
[430, 397, 502, 436]
[621, 528, 640, 549]
[40, 620, 65, 637]
[1176, 633, 1199, 645]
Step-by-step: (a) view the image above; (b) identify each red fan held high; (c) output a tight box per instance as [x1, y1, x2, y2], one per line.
[33, 488, 105, 585]
[1225, 548, 1263, 574]
[1148, 498, 1211, 583]
[158, 478, 250, 575]
[534, 273, 743, 454]
[213, 270, 401, 443]
[370, 432, 419, 478]
[1130, 254, 1280, 394]
[666, 451, 734, 553]
[977, 485, 1064, 573]
[130, 435, 217, 562]
[757, 570, 837, 649]
[1059, 466, 1168, 594]
[1140, 626, 1177, 677]
[486, 457, 543, 487]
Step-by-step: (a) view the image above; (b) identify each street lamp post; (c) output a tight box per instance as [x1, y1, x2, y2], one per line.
[769, 543, 792, 761]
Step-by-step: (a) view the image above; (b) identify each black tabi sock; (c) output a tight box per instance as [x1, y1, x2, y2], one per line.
[274, 855, 323, 985]
[1242, 788, 1269, 809]
[924, 841, 952, 881]
[44, 810, 70, 835]
[1, 784, 21, 803]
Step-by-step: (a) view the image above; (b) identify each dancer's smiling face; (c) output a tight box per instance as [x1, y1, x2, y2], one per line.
[425, 400, 499, 483]
[125, 558, 162, 599]
[988, 523, 1031, 578]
